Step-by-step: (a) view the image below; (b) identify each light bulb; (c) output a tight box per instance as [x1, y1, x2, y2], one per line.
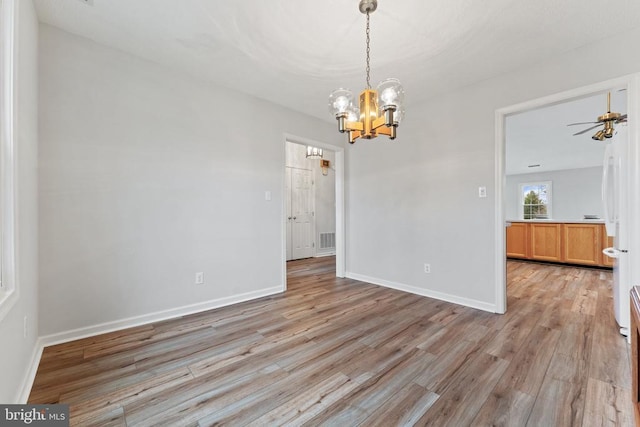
[376, 78, 404, 108]
[328, 89, 354, 116]
[381, 88, 397, 105]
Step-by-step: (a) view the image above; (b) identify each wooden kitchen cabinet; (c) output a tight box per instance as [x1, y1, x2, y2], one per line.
[563, 223, 600, 266]
[506, 222, 529, 258]
[530, 223, 562, 262]
[506, 221, 612, 268]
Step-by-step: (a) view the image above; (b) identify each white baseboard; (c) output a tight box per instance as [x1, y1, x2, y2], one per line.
[39, 286, 284, 348]
[345, 272, 496, 313]
[16, 337, 44, 403]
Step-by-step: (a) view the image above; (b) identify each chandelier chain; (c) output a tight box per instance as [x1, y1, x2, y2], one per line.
[366, 10, 371, 89]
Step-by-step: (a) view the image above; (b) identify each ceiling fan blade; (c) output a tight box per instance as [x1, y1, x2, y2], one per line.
[616, 114, 627, 123]
[567, 121, 599, 126]
[573, 123, 603, 136]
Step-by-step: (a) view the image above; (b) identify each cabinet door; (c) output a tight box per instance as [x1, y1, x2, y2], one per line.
[563, 224, 600, 266]
[530, 223, 562, 262]
[506, 223, 529, 258]
[601, 224, 615, 267]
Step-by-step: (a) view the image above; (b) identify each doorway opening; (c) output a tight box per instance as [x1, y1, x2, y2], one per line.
[282, 135, 345, 289]
[495, 74, 640, 315]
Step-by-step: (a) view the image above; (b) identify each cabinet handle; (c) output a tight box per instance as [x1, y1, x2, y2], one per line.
[293, 216, 297, 220]
[288, 217, 292, 220]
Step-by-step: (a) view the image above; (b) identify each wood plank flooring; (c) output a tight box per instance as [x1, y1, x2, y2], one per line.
[28, 258, 632, 426]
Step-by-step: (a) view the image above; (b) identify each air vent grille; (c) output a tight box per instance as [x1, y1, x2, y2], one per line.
[319, 232, 335, 250]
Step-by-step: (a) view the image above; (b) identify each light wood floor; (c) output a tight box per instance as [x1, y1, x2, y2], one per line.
[29, 258, 632, 426]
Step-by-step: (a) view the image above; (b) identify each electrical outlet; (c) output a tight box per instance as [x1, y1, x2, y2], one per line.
[424, 264, 431, 274]
[23, 316, 28, 338]
[195, 272, 204, 285]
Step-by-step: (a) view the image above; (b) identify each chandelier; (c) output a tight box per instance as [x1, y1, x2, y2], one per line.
[306, 146, 323, 159]
[328, 0, 404, 144]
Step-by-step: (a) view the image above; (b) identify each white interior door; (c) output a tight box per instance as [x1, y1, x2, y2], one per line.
[290, 168, 315, 260]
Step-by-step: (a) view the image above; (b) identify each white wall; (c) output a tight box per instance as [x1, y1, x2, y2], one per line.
[345, 26, 640, 310]
[506, 167, 603, 220]
[0, 0, 39, 403]
[38, 25, 341, 338]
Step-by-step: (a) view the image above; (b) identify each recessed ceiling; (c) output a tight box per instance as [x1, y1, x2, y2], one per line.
[506, 90, 627, 175]
[34, 0, 640, 122]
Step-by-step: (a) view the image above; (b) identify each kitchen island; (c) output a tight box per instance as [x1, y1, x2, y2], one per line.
[506, 220, 613, 268]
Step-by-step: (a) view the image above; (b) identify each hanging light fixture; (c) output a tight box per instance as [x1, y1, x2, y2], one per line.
[306, 146, 324, 159]
[328, 0, 404, 144]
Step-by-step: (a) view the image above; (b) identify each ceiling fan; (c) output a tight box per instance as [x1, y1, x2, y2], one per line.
[567, 92, 627, 140]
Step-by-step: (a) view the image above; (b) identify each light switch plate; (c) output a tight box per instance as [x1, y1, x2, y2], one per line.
[478, 186, 487, 198]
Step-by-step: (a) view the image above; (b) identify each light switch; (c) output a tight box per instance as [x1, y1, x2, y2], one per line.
[478, 186, 487, 198]
[265, 191, 272, 201]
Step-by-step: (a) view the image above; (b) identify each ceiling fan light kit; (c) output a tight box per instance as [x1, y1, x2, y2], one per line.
[328, 0, 404, 144]
[568, 92, 627, 141]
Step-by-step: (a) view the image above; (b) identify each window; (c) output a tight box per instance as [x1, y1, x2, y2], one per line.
[518, 181, 552, 220]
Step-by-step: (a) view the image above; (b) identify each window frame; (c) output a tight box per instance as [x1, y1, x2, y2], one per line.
[518, 181, 553, 220]
[0, 0, 18, 321]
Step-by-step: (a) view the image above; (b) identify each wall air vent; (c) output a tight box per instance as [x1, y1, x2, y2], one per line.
[319, 232, 335, 250]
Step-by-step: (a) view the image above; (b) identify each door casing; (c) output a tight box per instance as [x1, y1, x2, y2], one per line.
[495, 73, 640, 314]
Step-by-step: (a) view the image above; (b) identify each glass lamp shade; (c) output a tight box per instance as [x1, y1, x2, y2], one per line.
[306, 146, 323, 159]
[328, 89, 354, 116]
[376, 78, 404, 109]
[393, 107, 405, 124]
[347, 104, 360, 122]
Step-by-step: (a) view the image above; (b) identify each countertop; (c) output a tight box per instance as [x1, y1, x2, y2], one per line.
[507, 219, 605, 224]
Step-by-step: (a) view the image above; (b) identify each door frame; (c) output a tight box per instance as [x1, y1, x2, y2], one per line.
[282, 134, 346, 286]
[495, 73, 640, 314]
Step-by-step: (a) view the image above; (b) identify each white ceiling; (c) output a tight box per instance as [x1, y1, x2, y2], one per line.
[33, 0, 638, 175]
[506, 90, 627, 175]
[34, 0, 640, 124]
